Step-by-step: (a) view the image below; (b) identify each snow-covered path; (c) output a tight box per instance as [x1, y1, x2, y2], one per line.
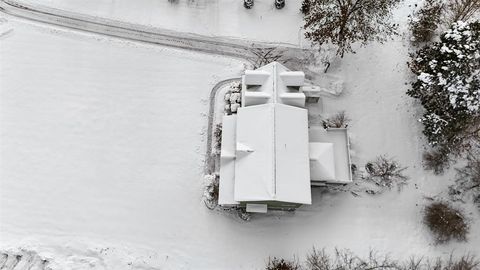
[8, 0, 305, 45]
[0, 0, 308, 66]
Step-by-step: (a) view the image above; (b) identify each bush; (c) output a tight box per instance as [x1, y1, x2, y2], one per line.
[236, 207, 251, 221]
[365, 156, 408, 190]
[265, 257, 301, 270]
[224, 81, 242, 115]
[213, 124, 222, 154]
[300, 0, 311, 15]
[305, 248, 330, 270]
[322, 111, 350, 129]
[424, 202, 469, 243]
[450, 149, 480, 207]
[203, 174, 219, 210]
[269, 248, 480, 270]
[306, 248, 398, 270]
[409, 0, 444, 44]
[431, 254, 480, 270]
[407, 21, 480, 158]
[423, 147, 451, 174]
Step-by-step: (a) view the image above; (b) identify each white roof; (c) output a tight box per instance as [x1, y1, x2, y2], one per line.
[218, 115, 239, 205]
[242, 62, 305, 108]
[309, 142, 336, 181]
[220, 115, 237, 159]
[234, 103, 311, 204]
[309, 127, 353, 183]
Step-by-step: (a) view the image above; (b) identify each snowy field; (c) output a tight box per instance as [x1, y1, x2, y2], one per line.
[1, 1, 480, 270]
[17, 0, 305, 45]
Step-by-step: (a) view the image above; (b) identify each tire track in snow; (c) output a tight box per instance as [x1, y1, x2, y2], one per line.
[0, 0, 308, 66]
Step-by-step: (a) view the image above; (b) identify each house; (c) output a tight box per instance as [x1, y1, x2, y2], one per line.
[218, 62, 352, 213]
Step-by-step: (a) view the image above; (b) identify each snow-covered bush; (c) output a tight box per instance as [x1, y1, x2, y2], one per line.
[408, 21, 480, 155]
[224, 81, 241, 115]
[322, 111, 350, 129]
[409, 0, 444, 44]
[213, 124, 222, 155]
[265, 257, 301, 270]
[423, 201, 469, 243]
[303, 0, 401, 58]
[365, 156, 408, 191]
[236, 208, 251, 221]
[203, 174, 253, 220]
[203, 174, 219, 210]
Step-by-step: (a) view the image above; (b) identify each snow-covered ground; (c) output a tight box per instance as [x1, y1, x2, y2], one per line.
[1, 1, 479, 270]
[17, 0, 305, 46]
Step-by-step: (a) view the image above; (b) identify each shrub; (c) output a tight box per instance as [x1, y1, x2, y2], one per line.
[322, 111, 350, 129]
[450, 149, 480, 207]
[203, 174, 219, 210]
[236, 207, 251, 221]
[265, 257, 301, 270]
[306, 248, 399, 270]
[213, 124, 222, 154]
[300, 0, 311, 15]
[269, 248, 480, 270]
[224, 81, 241, 115]
[423, 147, 451, 174]
[407, 21, 480, 159]
[305, 248, 330, 270]
[409, 0, 444, 44]
[365, 156, 408, 190]
[424, 202, 469, 243]
[431, 254, 480, 270]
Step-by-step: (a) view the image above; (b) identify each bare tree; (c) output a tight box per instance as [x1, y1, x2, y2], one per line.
[450, 148, 480, 207]
[248, 47, 288, 69]
[443, 0, 480, 25]
[303, 0, 401, 58]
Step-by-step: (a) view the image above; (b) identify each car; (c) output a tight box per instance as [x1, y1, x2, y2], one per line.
[275, 0, 285, 9]
[244, 0, 254, 9]
[243, 0, 285, 9]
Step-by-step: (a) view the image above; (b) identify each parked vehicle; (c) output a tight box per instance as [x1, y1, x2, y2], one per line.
[244, 0, 254, 9]
[275, 0, 285, 9]
[243, 0, 285, 9]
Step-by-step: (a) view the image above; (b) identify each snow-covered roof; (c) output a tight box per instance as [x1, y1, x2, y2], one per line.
[220, 115, 237, 159]
[218, 115, 238, 205]
[242, 62, 305, 108]
[309, 127, 353, 184]
[233, 103, 311, 204]
[309, 142, 336, 181]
